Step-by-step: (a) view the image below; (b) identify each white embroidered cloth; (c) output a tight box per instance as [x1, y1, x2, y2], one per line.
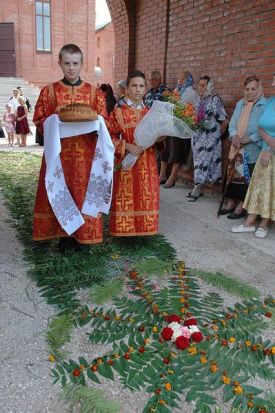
[43, 114, 114, 235]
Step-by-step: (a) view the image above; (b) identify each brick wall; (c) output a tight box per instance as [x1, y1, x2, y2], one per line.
[95, 22, 115, 88]
[0, 0, 96, 87]
[108, 0, 275, 114]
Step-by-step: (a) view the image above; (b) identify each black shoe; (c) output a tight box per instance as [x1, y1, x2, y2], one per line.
[227, 210, 247, 219]
[159, 180, 166, 185]
[219, 208, 235, 215]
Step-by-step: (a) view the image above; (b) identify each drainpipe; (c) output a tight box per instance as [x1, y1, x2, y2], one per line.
[163, 0, 170, 83]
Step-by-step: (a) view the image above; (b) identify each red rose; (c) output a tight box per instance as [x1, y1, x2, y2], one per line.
[167, 314, 181, 323]
[161, 327, 173, 341]
[184, 318, 197, 326]
[73, 368, 81, 377]
[191, 332, 203, 342]
[265, 312, 272, 318]
[175, 336, 190, 350]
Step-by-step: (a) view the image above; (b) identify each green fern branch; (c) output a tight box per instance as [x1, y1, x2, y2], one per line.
[193, 269, 260, 299]
[90, 279, 124, 304]
[61, 384, 120, 413]
[46, 314, 74, 359]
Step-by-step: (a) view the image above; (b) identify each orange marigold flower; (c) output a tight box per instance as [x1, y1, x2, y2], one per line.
[48, 354, 55, 363]
[128, 347, 134, 353]
[222, 375, 231, 385]
[159, 399, 166, 405]
[210, 364, 219, 373]
[188, 347, 197, 355]
[180, 297, 185, 303]
[247, 401, 254, 409]
[200, 357, 208, 364]
[79, 364, 85, 371]
[96, 358, 103, 365]
[245, 340, 251, 347]
[152, 326, 158, 333]
[234, 385, 243, 394]
[212, 325, 219, 331]
[271, 346, 275, 354]
[144, 338, 150, 344]
[115, 314, 121, 320]
[165, 383, 172, 391]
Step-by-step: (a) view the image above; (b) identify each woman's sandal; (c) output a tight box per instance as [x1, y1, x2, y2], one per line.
[186, 192, 203, 199]
[187, 194, 200, 202]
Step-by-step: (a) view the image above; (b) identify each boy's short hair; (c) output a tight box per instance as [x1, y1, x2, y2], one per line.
[126, 70, 146, 86]
[58, 44, 84, 62]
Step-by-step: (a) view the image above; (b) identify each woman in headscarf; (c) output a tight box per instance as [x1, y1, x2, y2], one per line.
[187, 75, 228, 201]
[231, 72, 275, 238]
[116, 80, 127, 107]
[159, 70, 197, 188]
[220, 75, 266, 218]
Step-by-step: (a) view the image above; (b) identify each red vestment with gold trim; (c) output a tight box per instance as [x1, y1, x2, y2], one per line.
[108, 105, 159, 236]
[33, 81, 107, 244]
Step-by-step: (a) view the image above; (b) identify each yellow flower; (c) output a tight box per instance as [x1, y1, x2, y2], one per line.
[111, 253, 119, 259]
[170, 351, 177, 358]
[234, 385, 243, 394]
[179, 289, 185, 295]
[167, 369, 174, 375]
[115, 314, 121, 321]
[229, 337, 236, 343]
[180, 297, 185, 303]
[152, 326, 158, 333]
[200, 357, 208, 364]
[48, 354, 55, 363]
[220, 320, 226, 326]
[210, 364, 219, 373]
[178, 262, 185, 271]
[165, 383, 172, 391]
[188, 347, 197, 355]
[271, 346, 275, 354]
[245, 340, 251, 347]
[128, 347, 134, 353]
[212, 325, 219, 331]
[129, 318, 135, 323]
[79, 364, 85, 371]
[114, 353, 120, 359]
[222, 375, 231, 385]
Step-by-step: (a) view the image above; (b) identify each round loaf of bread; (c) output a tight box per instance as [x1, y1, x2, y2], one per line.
[59, 103, 98, 122]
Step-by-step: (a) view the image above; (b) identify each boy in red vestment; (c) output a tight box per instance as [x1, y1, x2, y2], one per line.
[33, 44, 107, 250]
[108, 70, 159, 236]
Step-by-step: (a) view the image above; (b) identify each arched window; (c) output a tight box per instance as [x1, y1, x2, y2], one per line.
[35, 0, 51, 52]
[96, 57, 100, 67]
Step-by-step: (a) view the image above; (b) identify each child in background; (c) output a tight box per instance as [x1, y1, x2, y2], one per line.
[3, 104, 16, 146]
[16, 96, 30, 147]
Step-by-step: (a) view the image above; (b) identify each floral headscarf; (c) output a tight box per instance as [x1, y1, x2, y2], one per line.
[203, 78, 215, 98]
[177, 72, 194, 96]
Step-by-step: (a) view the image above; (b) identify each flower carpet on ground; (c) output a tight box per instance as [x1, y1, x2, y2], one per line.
[0, 152, 274, 413]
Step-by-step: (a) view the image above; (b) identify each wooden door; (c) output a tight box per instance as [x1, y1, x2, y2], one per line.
[0, 23, 16, 77]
